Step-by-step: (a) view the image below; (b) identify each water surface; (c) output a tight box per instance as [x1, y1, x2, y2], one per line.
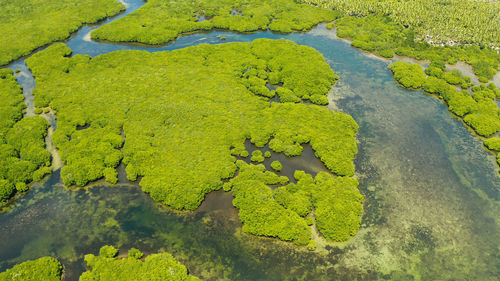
[1, 1, 499, 280]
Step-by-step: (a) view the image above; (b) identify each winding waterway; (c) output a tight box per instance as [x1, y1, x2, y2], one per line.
[1, 0, 499, 280]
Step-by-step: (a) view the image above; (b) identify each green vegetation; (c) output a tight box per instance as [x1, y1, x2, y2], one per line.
[391, 63, 500, 138]
[26, 40, 358, 214]
[484, 138, 500, 151]
[388, 61, 426, 90]
[271, 160, 282, 171]
[99, 245, 118, 258]
[91, 0, 341, 44]
[80, 246, 200, 281]
[332, 15, 500, 82]
[0, 69, 51, 203]
[0, 257, 62, 281]
[1, 247, 198, 281]
[312, 172, 363, 241]
[301, 0, 500, 48]
[224, 161, 363, 244]
[389, 60, 500, 172]
[250, 150, 265, 162]
[0, 0, 125, 66]
[128, 248, 144, 259]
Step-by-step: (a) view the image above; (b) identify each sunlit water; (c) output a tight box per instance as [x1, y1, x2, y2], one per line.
[2, 0, 499, 280]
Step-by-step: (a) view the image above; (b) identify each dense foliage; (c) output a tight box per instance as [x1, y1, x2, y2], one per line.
[388, 61, 426, 90]
[333, 15, 500, 82]
[0, 69, 51, 203]
[91, 0, 341, 44]
[0, 257, 62, 281]
[390, 62, 500, 137]
[301, 0, 500, 48]
[0, 247, 198, 281]
[0, 0, 124, 66]
[223, 161, 363, 244]
[484, 138, 500, 151]
[99, 245, 118, 258]
[271, 160, 282, 171]
[26, 40, 359, 213]
[80, 246, 200, 281]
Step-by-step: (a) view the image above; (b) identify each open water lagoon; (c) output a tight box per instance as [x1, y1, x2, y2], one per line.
[1, 0, 499, 279]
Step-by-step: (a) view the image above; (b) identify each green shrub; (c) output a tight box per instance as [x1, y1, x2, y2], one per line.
[128, 248, 144, 259]
[388, 61, 426, 90]
[251, 150, 265, 162]
[33, 167, 52, 181]
[446, 91, 476, 117]
[0, 180, 15, 201]
[81, 249, 200, 281]
[425, 66, 443, 78]
[312, 173, 364, 241]
[15, 182, 28, 192]
[99, 245, 118, 258]
[273, 182, 313, 217]
[104, 167, 118, 184]
[0, 257, 62, 281]
[442, 69, 464, 85]
[307, 240, 316, 251]
[484, 138, 500, 151]
[422, 76, 455, 96]
[277, 87, 301, 103]
[271, 160, 282, 171]
[464, 114, 500, 137]
[309, 94, 329, 105]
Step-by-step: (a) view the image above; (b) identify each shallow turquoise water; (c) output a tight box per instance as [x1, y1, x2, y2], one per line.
[1, 0, 499, 280]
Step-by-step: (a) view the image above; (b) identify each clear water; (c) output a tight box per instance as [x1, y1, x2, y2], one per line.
[2, 0, 499, 280]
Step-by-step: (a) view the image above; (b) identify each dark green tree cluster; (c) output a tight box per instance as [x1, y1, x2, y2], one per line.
[333, 15, 500, 82]
[26, 40, 358, 212]
[301, 0, 500, 48]
[485, 138, 500, 166]
[250, 150, 265, 162]
[0, 0, 125, 66]
[0, 257, 62, 281]
[224, 161, 363, 244]
[80, 246, 200, 281]
[389, 61, 500, 172]
[390, 62, 500, 138]
[0, 247, 199, 281]
[388, 61, 426, 90]
[91, 0, 341, 44]
[0, 69, 51, 203]
[271, 160, 282, 171]
[424, 63, 474, 89]
[484, 138, 500, 151]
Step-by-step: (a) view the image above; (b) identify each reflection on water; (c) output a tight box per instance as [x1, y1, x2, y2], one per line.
[1, 0, 499, 279]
